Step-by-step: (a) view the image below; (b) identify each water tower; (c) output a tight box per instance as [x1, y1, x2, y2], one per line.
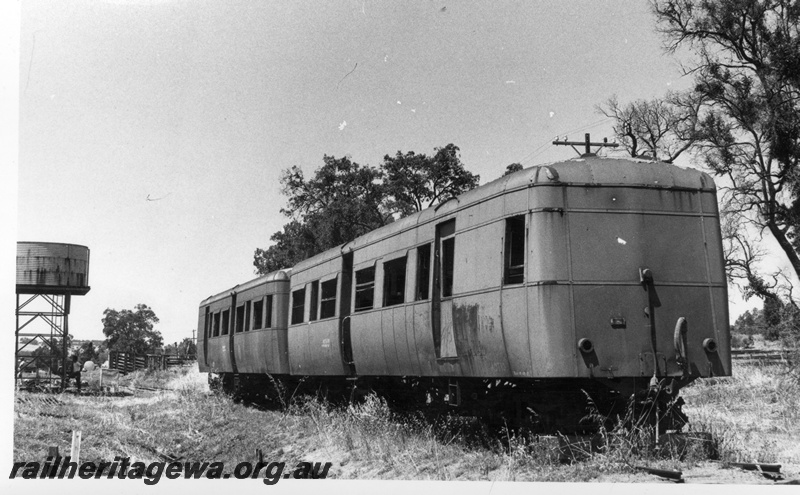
[15, 242, 90, 391]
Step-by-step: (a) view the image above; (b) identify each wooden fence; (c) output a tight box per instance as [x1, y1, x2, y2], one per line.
[731, 348, 796, 364]
[108, 351, 196, 374]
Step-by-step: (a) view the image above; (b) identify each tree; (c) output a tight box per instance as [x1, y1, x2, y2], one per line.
[254, 145, 480, 275]
[383, 144, 480, 216]
[503, 163, 524, 176]
[597, 91, 705, 162]
[102, 304, 163, 355]
[254, 156, 391, 274]
[651, 0, 800, 292]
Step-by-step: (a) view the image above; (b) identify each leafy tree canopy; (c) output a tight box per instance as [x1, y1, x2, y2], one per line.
[102, 304, 163, 355]
[383, 144, 480, 216]
[503, 163, 524, 176]
[254, 144, 479, 275]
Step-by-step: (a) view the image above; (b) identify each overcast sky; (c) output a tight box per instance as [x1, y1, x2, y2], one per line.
[10, 0, 760, 345]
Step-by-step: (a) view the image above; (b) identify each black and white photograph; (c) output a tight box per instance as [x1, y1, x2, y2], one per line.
[4, 0, 800, 490]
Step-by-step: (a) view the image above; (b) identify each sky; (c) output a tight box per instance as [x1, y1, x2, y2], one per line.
[8, 0, 765, 348]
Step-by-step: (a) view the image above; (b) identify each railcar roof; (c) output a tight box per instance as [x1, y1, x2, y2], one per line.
[287, 156, 716, 276]
[200, 269, 291, 306]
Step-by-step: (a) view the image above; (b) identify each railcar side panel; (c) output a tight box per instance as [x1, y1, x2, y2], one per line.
[197, 308, 208, 372]
[411, 301, 437, 375]
[288, 255, 348, 376]
[204, 296, 233, 373]
[350, 309, 387, 375]
[527, 209, 570, 283]
[451, 293, 510, 376]
[527, 285, 577, 377]
[500, 286, 533, 376]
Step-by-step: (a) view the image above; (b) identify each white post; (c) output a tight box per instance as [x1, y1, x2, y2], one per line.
[70, 430, 81, 465]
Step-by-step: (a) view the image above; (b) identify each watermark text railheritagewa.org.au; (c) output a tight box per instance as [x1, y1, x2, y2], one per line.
[10, 457, 332, 484]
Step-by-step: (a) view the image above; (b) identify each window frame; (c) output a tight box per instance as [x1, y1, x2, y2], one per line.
[383, 256, 407, 307]
[265, 294, 273, 328]
[291, 288, 306, 325]
[504, 215, 526, 285]
[354, 264, 376, 312]
[309, 280, 319, 322]
[415, 243, 432, 301]
[252, 298, 264, 330]
[221, 309, 230, 336]
[320, 276, 338, 319]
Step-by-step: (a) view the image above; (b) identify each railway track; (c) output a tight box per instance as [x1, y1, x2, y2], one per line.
[731, 349, 796, 364]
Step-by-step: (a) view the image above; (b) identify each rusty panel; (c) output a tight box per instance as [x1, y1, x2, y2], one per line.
[451, 294, 510, 377]
[350, 311, 387, 375]
[412, 301, 437, 375]
[439, 299, 457, 358]
[569, 212, 708, 283]
[527, 284, 576, 377]
[501, 286, 533, 376]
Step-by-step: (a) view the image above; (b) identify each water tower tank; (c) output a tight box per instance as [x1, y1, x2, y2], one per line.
[16, 242, 90, 295]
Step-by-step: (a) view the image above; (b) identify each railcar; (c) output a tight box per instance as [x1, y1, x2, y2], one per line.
[197, 155, 730, 430]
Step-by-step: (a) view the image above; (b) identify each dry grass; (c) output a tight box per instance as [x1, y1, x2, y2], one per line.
[682, 360, 800, 463]
[13, 363, 800, 482]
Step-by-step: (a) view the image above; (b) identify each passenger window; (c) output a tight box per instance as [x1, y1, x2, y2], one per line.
[320, 278, 337, 319]
[291, 288, 305, 325]
[309, 281, 319, 322]
[383, 257, 407, 307]
[416, 244, 431, 301]
[265, 294, 273, 328]
[354, 266, 375, 312]
[253, 299, 264, 329]
[441, 237, 455, 297]
[504, 215, 526, 285]
[235, 305, 245, 333]
[213, 312, 220, 337]
[244, 301, 251, 331]
[221, 309, 230, 335]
